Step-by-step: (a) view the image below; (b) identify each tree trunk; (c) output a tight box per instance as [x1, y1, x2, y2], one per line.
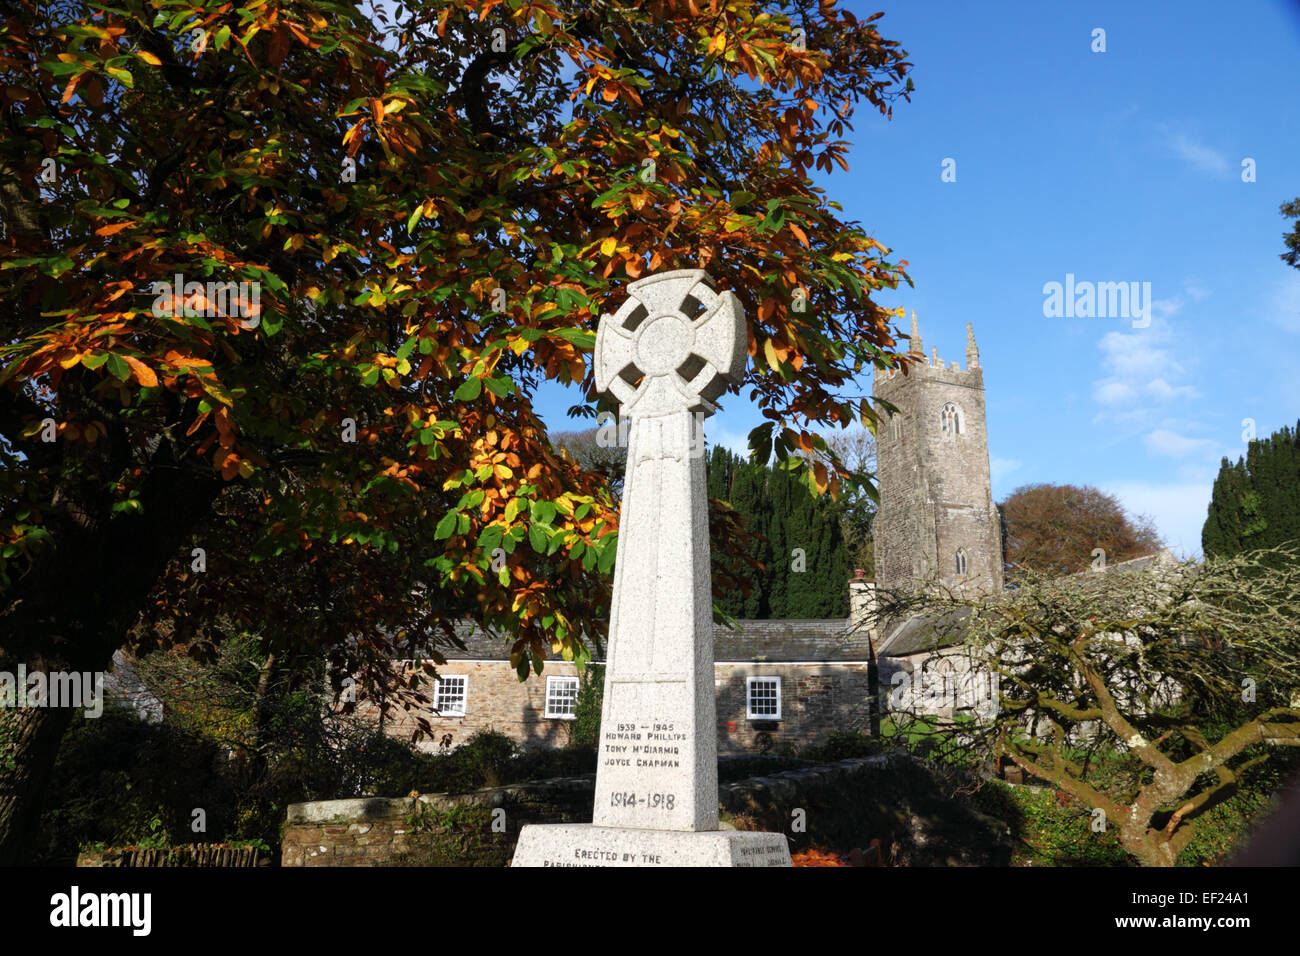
[0, 704, 77, 865]
[0, 462, 223, 861]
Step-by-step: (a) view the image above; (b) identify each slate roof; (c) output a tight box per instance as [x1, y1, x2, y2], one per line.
[876, 608, 974, 658]
[430, 617, 870, 663]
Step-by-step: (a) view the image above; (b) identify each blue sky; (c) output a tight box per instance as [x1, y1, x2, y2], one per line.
[531, 0, 1300, 559]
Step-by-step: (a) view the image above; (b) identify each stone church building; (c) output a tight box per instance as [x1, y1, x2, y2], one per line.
[369, 315, 1015, 753]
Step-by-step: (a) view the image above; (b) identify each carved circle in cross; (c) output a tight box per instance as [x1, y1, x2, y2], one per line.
[634, 312, 693, 376]
[595, 269, 747, 415]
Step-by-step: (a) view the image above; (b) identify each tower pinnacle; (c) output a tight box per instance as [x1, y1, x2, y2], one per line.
[966, 322, 980, 369]
[909, 310, 922, 356]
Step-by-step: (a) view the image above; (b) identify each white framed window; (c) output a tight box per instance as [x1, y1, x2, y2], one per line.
[747, 676, 782, 720]
[545, 676, 580, 719]
[956, 548, 968, 576]
[434, 675, 467, 716]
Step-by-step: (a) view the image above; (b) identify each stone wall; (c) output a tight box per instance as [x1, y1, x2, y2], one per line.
[356, 660, 585, 754]
[283, 752, 1011, 866]
[282, 776, 595, 867]
[714, 663, 872, 753]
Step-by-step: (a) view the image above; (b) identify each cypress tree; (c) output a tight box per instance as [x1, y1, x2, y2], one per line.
[705, 446, 852, 619]
[1202, 420, 1300, 566]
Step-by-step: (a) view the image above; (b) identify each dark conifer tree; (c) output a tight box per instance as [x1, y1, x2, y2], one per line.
[1203, 421, 1300, 567]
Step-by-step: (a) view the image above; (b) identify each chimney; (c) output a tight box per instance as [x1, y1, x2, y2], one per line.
[849, 570, 876, 635]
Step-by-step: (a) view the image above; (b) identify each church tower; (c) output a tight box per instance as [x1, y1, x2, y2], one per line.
[873, 314, 1004, 596]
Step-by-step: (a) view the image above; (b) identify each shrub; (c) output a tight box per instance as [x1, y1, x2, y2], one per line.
[568, 663, 605, 749]
[801, 730, 888, 763]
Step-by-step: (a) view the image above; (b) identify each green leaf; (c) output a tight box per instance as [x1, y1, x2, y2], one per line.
[747, 422, 774, 464]
[597, 535, 618, 573]
[105, 353, 130, 381]
[104, 67, 133, 88]
[81, 352, 109, 370]
[434, 510, 459, 539]
[553, 327, 595, 349]
[483, 376, 513, 398]
[454, 378, 482, 401]
[528, 524, 547, 553]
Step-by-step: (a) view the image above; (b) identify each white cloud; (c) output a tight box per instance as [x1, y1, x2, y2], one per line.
[1092, 326, 1199, 411]
[1167, 132, 1232, 178]
[1144, 428, 1218, 458]
[1102, 480, 1213, 561]
[1143, 378, 1199, 403]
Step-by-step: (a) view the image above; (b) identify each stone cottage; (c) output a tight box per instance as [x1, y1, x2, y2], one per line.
[361, 576, 879, 755]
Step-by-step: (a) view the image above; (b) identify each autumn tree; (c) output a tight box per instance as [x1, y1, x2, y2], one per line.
[999, 483, 1163, 579]
[0, 0, 913, 861]
[874, 548, 1300, 867]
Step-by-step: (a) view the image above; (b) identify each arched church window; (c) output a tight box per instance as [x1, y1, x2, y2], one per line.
[940, 402, 963, 436]
[955, 548, 968, 577]
[928, 658, 957, 706]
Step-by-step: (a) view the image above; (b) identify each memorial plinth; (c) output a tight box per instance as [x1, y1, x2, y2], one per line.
[512, 269, 791, 867]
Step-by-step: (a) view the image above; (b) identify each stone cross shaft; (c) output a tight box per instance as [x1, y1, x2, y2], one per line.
[591, 269, 746, 831]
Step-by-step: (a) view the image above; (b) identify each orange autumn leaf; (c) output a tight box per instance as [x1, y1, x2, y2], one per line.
[812, 461, 829, 494]
[94, 221, 135, 237]
[123, 355, 158, 387]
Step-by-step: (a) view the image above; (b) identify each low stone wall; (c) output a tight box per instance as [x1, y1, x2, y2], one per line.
[283, 753, 1011, 866]
[282, 775, 595, 867]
